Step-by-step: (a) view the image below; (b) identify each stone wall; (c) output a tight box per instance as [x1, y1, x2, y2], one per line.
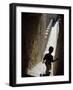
[22, 13, 50, 76]
[53, 15, 64, 75]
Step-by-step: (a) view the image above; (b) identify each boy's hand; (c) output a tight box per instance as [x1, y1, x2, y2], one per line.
[42, 60, 45, 63]
[54, 58, 59, 62]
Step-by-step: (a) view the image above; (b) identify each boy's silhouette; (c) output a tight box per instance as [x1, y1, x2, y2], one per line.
[43, 46, 56, 76]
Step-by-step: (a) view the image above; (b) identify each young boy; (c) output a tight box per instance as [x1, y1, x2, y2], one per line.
[43, 46, 54, 75]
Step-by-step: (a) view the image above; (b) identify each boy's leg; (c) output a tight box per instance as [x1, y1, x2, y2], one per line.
[46, 64, 51, 75]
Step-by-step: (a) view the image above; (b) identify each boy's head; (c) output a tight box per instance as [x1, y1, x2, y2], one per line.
[49, 46, 54, 53]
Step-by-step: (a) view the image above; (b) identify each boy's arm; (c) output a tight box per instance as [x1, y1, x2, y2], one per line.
[43, 55, 46, 60]
[53, 58, 58, 62]
[43, 54, 47, 63]
[52, 58, 58, 62]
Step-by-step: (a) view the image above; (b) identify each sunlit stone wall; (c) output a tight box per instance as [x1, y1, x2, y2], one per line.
[22, 13, 50, 76]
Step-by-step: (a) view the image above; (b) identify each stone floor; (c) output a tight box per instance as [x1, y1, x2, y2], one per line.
[27, 61, 53, 77]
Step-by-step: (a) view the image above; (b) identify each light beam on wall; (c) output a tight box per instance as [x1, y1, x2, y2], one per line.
[44, 20, 59, 75]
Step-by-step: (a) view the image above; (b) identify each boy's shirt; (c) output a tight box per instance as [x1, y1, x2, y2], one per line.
[43, 53, 53, 65]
